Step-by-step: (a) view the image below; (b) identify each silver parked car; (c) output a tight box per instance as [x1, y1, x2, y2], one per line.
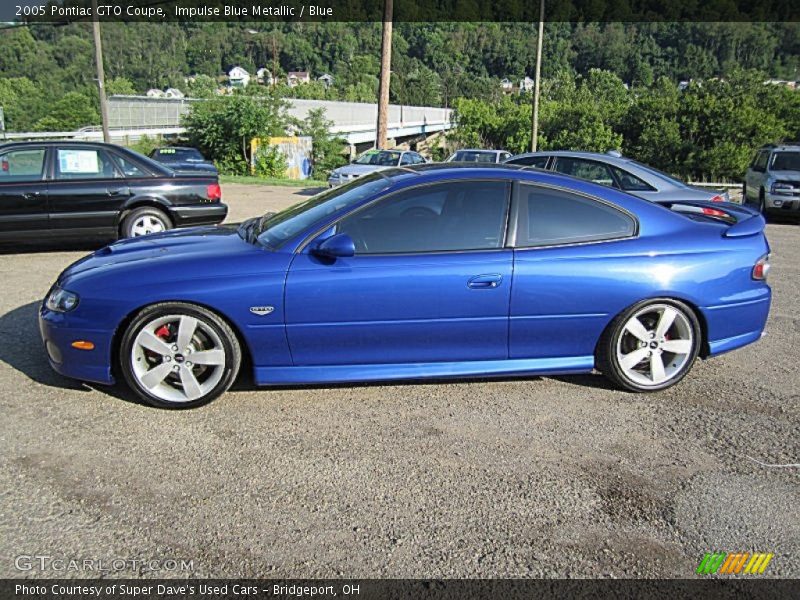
[328, 149, 426, 187]
[743, 143, 800, 217]
[504, 150, 730, 203]
[445, 149, 512, 163]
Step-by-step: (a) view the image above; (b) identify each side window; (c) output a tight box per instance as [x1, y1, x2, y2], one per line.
[553, 158, 617, 187]
[754, 151, 770, 172]
[610, 166, 656, 192]
[111, 153, 151, 178]
[412, 153, 426, 164]
[0, 148, 46, 182]
[400, 153, 414, 166]
[55, 147, 120, 180]
[508, 155, 549, 168]
[336, 180, 510, 254]
[500, 152, 512, 162]
[517, 184, 636, 247]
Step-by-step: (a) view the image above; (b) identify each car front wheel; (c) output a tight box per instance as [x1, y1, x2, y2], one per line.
[598, 299, 701, 392]
[120, 303, 241, 408]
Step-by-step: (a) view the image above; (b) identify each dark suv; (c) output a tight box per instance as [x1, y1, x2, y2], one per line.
[0, 141, 227, 241]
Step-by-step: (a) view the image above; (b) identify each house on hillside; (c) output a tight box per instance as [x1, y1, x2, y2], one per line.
[256, 68, 274, 85]
[317, 73, 334, 88]
[146, 88, 165, 98]
[519, 76, 534, 93]
[500, 78, 514, 92]
[228, 66, 251, 87]
[287, 71, 311, 87]
[164, 88, 184, 99]
[764, 79, 797, 90]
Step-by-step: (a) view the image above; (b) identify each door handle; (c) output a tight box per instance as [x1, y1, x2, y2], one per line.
[22, 191, 40, 199]
[106, 188, 126, 196]
[468, 274, 503, 289]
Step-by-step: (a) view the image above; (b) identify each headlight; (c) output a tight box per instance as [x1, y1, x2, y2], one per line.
[46, 287, 79, 312]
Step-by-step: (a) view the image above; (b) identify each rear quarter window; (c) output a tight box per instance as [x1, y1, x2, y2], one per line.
[517, 184, 636, 247]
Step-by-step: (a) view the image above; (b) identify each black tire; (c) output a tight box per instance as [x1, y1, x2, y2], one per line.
[741, 183, 747, 204]
[758, 189, 766, 214]
[596, 298, 701, 392]
[120, 302, 241, 408]
[121, 206, 172, 238]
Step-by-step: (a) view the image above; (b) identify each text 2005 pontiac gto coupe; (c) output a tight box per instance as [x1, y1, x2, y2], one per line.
[40, 164, 771, 408]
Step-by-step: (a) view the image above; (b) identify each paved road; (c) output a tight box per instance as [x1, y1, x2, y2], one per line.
[0, 185, 797, 578]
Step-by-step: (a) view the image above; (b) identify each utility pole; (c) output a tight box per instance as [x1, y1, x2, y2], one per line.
[91, 0, 110, 142]
[272, 34, 279, 89]
[376, 0, 393, 149]
[531, 0, 545, 152]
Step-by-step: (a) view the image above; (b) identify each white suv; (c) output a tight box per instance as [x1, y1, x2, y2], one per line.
[744, 144, 800, 217]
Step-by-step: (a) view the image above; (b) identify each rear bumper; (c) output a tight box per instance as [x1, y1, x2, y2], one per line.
[703, 289, 771, 357]
[169, 203, 228, 227]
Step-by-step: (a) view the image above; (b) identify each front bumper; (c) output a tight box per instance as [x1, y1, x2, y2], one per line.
[169, 203, 228, 227]
[765, 192, 800, 215]
[39, 307, 115, 385]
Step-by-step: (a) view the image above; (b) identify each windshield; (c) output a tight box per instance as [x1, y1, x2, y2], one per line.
[354, 151, 401, 166]
[152, 148, 205, 162]
[771, 152, 800, 171]
[449, 151, 497, 163]
[252, 173, 392, 249]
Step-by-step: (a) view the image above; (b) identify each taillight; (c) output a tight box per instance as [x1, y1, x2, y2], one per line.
[709, 195, 724, 203]
[206, 183, 221, 201]
[701, 207, 727, 217]
[752, 254, 770, 281]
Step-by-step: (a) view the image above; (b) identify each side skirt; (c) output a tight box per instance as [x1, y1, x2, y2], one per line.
[254, 356, 595, 386]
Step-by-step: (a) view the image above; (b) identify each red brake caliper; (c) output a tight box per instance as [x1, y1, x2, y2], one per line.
[155, 325, 170, 339]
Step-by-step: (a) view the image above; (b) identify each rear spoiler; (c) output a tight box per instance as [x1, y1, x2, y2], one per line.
[660, 200, 765, 238]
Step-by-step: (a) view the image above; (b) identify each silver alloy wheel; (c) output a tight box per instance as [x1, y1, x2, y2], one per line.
[615, 303, 694, 387]
[131, 314, 226, 403]
[131, 214, 167, 236]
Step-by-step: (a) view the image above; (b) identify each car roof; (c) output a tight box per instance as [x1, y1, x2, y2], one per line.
[452, 149, 506, 154]
[507, 150, 636, 166]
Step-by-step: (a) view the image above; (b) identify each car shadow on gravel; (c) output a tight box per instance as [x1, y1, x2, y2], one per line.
[0, 239, 107, 255]
[0, 301, 88, 391]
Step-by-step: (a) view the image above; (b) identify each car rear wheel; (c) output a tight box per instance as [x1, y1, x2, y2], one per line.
[122, 206, 172, 238]
[758, 189, 766, 214]
[597, 299, 700, 392]
[120, 303, 241, 408]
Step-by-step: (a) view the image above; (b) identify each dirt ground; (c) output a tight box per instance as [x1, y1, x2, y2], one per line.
[0, 183, 797, 579]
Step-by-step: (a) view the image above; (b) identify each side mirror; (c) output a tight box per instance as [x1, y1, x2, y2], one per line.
[312, 233, 355, 258]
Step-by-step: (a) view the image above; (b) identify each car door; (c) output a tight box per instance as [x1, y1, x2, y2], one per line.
[285, 179, 513, 366]
[510, 183, 638, 360]
[0, 145, 49, 240]
[744, 150, 769, 202]
[47, 145, 131, 237]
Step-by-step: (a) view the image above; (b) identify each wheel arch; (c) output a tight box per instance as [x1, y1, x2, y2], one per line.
[110, 299, 255, 383]
[594, 294, 710, 363]
[116, 197, 174, 230]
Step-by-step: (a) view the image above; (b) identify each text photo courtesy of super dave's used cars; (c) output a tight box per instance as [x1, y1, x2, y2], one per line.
[38, 165, 771, 408]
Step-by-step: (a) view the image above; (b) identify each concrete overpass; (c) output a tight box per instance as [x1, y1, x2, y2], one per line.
[0, 96, 453, 147]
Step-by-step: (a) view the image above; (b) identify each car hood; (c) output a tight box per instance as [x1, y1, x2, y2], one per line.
[769, 170, 800, 182]
[59, 226, 261, 285]
[333, 164, 391, 176]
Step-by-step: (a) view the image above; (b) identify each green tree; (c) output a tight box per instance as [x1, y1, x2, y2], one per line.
[182, 91, 289, 174]
[299, 108, 348, 180]
[33, 92, 99, 131]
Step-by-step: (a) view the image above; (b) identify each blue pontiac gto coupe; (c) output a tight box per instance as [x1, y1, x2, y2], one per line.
[40, 164, 771, 408]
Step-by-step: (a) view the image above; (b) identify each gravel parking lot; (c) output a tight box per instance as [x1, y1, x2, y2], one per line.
[0, 183, 797, 579]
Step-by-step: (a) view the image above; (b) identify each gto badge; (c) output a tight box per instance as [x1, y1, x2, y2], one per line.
[249, 306, 275, 316]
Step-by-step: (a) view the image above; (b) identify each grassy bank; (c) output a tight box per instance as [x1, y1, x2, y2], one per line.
[220, 175, 325, 187]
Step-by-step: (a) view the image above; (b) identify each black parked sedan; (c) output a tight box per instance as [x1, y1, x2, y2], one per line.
[0, 141, 227, 241]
